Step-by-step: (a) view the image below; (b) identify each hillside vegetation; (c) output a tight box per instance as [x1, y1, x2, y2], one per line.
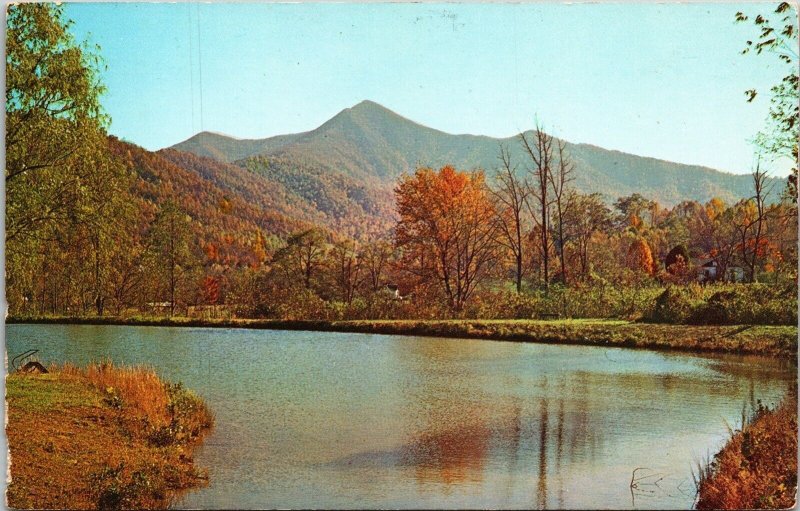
[173, 100, 780, 207]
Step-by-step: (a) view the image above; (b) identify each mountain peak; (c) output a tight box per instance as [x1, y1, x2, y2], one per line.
[196, 130, 240, 140]
[337, 99, 401, 118]
[316, 100, 417, 135]
[351, 99, 387, 111]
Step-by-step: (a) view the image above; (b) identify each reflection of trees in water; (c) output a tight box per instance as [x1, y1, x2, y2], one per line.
[662, 351, 793, 384]
[566, 372, 602, 466]
[536, 395, 549, 509]
[532, 374, 602, 509]
[393, 368, 608, 508]
[390, 338, 504, 486]
[328, 341, 789, 508]
[324, 366, 611, 508]
[401, 374, 606, 508]
[402, 422, 491, 485]
[555, 389, 565, 508]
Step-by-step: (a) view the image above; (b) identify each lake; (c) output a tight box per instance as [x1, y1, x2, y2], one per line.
[5, 324, 794, 509]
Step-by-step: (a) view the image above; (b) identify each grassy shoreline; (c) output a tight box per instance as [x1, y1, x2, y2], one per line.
[6, 363, 213, 509]
[696, 392, 798, 509]
[8, 315, 798, 359]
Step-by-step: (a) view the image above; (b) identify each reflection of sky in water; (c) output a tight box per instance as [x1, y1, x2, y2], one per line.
[6, 325, 794, 509]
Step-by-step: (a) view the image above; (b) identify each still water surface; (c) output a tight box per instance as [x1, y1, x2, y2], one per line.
[6, 324, 794, 509]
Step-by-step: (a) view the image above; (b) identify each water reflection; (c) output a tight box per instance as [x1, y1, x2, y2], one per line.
[407, 423, 490, 485]
[5, 325, 794, 509]
[536, 395, 548, 509]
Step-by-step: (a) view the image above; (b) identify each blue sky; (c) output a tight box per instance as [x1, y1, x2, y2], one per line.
[65, 2, 793, 176]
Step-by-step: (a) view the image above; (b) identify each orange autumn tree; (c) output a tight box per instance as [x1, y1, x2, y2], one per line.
[626, 237, 656, 276]
[395, 165, 498, 313]
[201, 275, 220, 305]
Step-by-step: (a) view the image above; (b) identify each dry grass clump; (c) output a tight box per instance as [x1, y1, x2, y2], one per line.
[695, 391, 798, 509]
[7, 363, 214, 509]
[57, 361, 170, 422]
[52, 360, 214, 441]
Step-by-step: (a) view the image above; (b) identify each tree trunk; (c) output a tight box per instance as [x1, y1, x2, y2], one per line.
[558, 223, 567, 286]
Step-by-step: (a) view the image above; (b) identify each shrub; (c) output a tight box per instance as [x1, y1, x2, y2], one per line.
[467, 290, 542, 319]
[694, 289, 752, 325]
[58, 362, 213, 446]
[90, 462, 175, 510]
[689, 284, 797, 326]
[643, 283, 797, 326]
[757, 296, 797, 326]
[649, 287, 700, 323]
[665, 245, 690, 272]
[695, 392, 797, 509]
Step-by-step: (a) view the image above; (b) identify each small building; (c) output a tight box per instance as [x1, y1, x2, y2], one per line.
[698, 260, 719, 282]
[696, 259, 745, 283]
[384, 284, 401, 300]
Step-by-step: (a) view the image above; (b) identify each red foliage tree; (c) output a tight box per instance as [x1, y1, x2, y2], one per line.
[201, 276, 220, 305]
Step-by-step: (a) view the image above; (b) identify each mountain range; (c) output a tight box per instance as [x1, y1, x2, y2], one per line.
[116, 99, 783, 254]
[172, 100, 772, 210]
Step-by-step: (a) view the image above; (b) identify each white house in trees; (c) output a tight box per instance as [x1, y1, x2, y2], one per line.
[697, 259, 745, 283]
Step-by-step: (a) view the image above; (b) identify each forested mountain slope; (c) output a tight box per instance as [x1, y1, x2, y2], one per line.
[114, 137, 393, 265]
[172, 100, 777, 206]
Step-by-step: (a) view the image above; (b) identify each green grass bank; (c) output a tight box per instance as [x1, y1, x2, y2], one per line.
[8, 316, 798, 359]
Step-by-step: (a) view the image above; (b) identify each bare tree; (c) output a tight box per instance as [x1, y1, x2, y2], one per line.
[489, 144, 531, 293]
[272, 229, 327, 289]
[549, 140, 575, 284]
[519, 124, 555, 292]
[362, 239, 393, 292]
[331, 239, 362, 304]
[736, 161, 772, 282]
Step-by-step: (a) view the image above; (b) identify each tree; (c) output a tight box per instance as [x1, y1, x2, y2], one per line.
[734, 162, 772, 282]
[614, 194, 656, 231]
[489, 144, 531, 293]
[736, 4, 798, 283]
[5, 4, 131, 316]
[736, 3, 799, 179]
[703, 198, 739, 279]
[272, 229, 328, 290]
[107, 233, 149, 315]
[330, 238, 362, 304]
[148, 201, 194, 316]
[519, 124, 555, 291]
[549, 140, 575, 284]
[565, 193, 613, 279]
[395, 166, 498, 313]
[201, 276, 220, 305]
[361, 239, 393, 292]
[252, 230, 269, 267]
[664, 244, 690, 273]
[626, 238, 655, 276]
[6, 4, 110, 243]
